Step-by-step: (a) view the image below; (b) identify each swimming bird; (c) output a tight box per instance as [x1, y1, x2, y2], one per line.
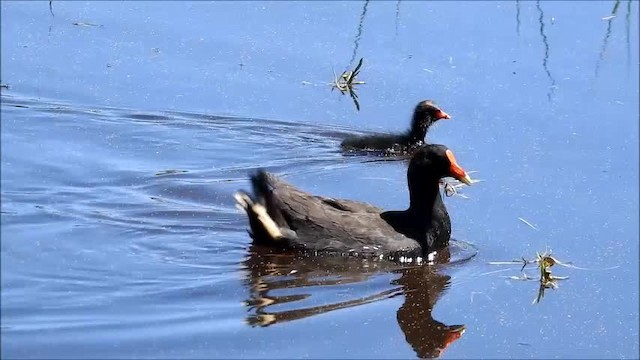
[234, 144, 473, 258]
[340, 100, 451, 156]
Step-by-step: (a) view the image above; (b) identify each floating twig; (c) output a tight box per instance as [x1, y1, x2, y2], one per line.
[518, 217, 538, 230]
[72, 22, 102, 27]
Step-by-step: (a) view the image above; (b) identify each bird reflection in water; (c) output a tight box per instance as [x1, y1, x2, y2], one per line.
[241, 244, 470, 358]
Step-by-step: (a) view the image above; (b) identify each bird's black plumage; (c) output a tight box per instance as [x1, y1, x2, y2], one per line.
[234, 144, 472, 258]
[341, 100, 451, 156]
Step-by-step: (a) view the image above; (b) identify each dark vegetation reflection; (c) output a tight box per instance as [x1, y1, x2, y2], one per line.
[395, 0, 402, 37]
[326, 0, 370, 112]
[242, 245, 466, 358]
[536, 1, 557, 102]
[515, 0, 521, 36]
[596, 0, 621, 77]
[596, 0, 630, 77]
[47, 0, 54, 40]
[626, 0, 632, 68]
[348, 0, 370, 68]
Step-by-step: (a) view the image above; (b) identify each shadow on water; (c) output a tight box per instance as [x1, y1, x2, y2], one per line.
[348, 0, 370, 68]
[241, 241, 477, 358]
[595, 0, 621, 77]
[535, 1, 557, 103]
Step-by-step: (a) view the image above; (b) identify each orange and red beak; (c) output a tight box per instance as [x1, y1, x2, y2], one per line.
[435, 109, 451, 120]
[445, 149, 472, 185]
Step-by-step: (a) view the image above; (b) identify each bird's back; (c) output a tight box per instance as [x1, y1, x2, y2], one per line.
[341, 133, 409, 152]
[255, 172, 422, 257]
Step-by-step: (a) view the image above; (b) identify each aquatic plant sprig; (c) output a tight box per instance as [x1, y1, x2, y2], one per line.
[489, 249, 620, 272]
[302, 58, 366, 111]
[489, 249, 619, 304]
[332, 57, 366, 91]
[441, 171, 481, 199]
[490, 249, 568, 304]
[330, 58, 366, 111]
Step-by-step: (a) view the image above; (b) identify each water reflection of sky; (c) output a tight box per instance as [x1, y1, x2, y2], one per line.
[1, 1, 638, 358]
[2, 1, 637, 124]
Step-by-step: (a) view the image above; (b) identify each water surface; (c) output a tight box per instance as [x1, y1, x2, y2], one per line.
[2, 1, 639, 358]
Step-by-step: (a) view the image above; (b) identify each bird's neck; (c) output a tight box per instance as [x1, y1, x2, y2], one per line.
[406, 116, 431, 144]
[408, 176, 441, 214]
[407, 176, 451, 249]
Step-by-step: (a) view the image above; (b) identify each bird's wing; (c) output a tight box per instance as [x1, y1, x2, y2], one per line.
[266, 176, 419, 255]
[314, 196, 383, 214]
[341, 133, 406, 151]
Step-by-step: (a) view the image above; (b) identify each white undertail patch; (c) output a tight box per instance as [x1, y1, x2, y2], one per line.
[233, 192, 284, 241]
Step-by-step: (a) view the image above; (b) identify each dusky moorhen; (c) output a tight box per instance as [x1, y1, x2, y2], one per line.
[234, 144, 472, 259]
[340, 100, 451, 156]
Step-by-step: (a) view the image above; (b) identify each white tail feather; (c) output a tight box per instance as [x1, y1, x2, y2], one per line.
[233, 192, 283, 240]
[233, 192, 252, 211]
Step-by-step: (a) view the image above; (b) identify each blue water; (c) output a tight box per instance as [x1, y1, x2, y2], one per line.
[2, 1, 638, 358]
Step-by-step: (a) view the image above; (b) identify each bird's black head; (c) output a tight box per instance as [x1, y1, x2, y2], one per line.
[408, 100, 451, 143]
[408, 144, 471, 185]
